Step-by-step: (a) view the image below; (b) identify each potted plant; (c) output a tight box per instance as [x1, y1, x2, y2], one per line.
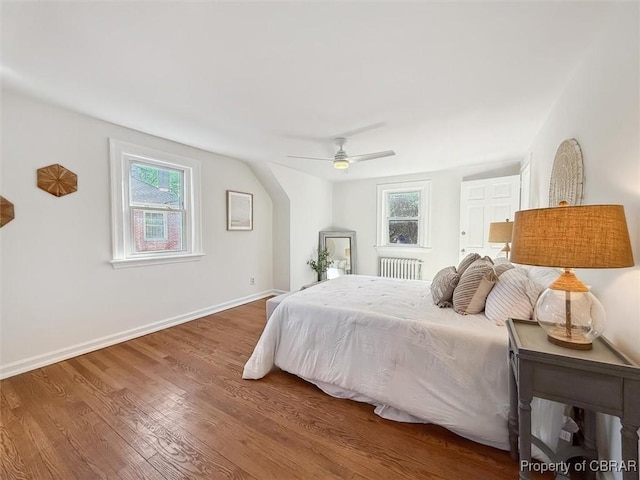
[307, 247, 331, 281]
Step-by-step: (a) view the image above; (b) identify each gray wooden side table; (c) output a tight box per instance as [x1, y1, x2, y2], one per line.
[506, 318, 640, 480]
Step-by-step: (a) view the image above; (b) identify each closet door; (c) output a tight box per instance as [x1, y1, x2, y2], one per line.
[459, 175, 520, 261]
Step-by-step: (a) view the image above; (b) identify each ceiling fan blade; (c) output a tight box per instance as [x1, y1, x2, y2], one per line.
[286, 155, 334, 161]
[348, 150, 396, 163]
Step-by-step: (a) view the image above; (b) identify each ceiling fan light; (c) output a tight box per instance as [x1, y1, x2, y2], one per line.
[333, 159, 349, 169]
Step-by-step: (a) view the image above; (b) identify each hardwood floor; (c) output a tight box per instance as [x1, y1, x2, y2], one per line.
[1, 298, 551, 479]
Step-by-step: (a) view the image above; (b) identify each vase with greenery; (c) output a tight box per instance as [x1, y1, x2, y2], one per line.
[307, 247, 331, 281]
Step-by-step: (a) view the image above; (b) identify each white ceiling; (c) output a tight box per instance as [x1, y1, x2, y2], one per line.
[2, 1, 618, 181]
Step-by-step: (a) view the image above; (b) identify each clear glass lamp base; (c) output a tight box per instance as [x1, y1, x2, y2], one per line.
[535, 269, 606, 351]
[545, 326, 593, 350]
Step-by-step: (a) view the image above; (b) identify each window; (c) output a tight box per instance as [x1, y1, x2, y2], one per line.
[143, 212, 168, 241]
[110, 140, 203, 268]
[377, 180, 430, 250]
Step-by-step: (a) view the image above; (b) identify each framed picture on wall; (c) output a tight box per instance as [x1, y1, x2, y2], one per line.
[227, 190, 253, 231]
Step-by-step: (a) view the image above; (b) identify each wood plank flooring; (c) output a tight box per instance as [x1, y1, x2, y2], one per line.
[1, 298, 552, 479]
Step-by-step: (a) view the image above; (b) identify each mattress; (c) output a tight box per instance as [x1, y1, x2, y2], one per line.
[244, 274, 561, 453]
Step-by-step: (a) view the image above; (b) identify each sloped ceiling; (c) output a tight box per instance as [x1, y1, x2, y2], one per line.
[2, 1, 618, 181]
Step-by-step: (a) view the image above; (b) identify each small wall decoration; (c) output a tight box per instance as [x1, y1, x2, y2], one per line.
[0, 196, 15, 227]
[37, 163, 78, 197]
[549, 138, 584, 207]
[227, 190, 253, 231]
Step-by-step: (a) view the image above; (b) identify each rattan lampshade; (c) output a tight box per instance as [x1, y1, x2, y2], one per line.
[488, 220, 514, 243]
[510, 204, 634, 269]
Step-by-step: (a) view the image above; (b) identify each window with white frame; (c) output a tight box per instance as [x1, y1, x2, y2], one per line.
[143, 211, 168, 241]
[110, 140, 203, 268]
[377, 180, 431, 249]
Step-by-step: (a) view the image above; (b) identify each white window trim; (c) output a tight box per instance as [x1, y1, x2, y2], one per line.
[109, 139, 204, 268]
[376, 180, 431, 253]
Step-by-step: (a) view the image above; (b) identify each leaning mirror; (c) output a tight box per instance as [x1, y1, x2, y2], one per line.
[319, 230, 357, 280]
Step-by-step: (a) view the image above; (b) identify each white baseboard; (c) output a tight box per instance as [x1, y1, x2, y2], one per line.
[0, 289, 278, 380]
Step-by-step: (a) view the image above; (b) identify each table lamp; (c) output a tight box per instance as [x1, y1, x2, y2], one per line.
[488, 219, 514, 259]
[510, 203, 634, 350]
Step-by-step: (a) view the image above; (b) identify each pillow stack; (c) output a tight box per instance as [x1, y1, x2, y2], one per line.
[430, 253, 561, 322]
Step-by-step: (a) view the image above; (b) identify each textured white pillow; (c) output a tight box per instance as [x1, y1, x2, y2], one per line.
[485, 268, 544, 326]
[528, 266, 561, 289]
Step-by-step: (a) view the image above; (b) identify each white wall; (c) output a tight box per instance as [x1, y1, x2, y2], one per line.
[0, 89, 273, 377]
[333, 163, 520, 280]
[527, 5, 639, 477]
[270, 163, 333, 290]
[247, 161, 291, 292]
[529, 4, 639, 362]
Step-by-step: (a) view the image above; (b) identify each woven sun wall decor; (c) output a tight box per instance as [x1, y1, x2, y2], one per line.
[549, 138, 584, 207]
[0, 196, 15, 227]
[37, 163, 78, 197]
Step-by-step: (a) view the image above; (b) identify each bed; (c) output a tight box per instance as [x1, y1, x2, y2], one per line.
[243, 274, 561, 454]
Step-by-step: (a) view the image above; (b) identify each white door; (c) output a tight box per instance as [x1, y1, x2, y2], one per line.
[459, 175, 521, 261]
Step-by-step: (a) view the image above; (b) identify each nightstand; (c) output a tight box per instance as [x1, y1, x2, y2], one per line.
[506, 318, 640, 480]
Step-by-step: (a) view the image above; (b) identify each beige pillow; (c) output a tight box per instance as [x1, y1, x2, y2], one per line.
[453, 257, 497, 314]
[430, 266, 460, 308]
[457, 253, 481, 276]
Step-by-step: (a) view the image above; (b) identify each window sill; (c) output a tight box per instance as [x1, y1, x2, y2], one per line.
[110, 253, 205, 269]
[375, 245, 432, 255]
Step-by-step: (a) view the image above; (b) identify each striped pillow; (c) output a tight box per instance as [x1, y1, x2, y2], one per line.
[453, 257, 497, 315]
[485, 268, 544, 325]
[457, 253, 481, 276]
[430, 266, 460, 308]
[495, 262, 515, 277]
[493, 257, 511, 265]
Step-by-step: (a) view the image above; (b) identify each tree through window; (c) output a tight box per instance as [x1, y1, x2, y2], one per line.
[387, 191, 420, 244]
[377, 181, 431, 249]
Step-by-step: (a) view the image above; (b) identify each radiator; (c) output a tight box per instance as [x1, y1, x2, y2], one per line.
[379, 257, 422, 280]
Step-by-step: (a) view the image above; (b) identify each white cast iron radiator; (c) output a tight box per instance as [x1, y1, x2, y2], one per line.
[379, 257, 422, 280]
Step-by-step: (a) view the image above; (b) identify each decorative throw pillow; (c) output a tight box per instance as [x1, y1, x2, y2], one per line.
[527, 266, 561, 289]
[457, 252, 481, 276]
[430, 266, 460, 308]
[453, 257, 497, 315]
[493, 257, 511, 265]
[494, 262, 515, 277]
[485, 268, 544, 325]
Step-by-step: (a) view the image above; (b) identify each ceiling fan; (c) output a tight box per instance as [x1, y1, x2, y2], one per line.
[287, 137, 395, 170]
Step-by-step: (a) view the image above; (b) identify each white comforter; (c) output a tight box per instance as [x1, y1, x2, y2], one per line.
[243, 275, 560, 452]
